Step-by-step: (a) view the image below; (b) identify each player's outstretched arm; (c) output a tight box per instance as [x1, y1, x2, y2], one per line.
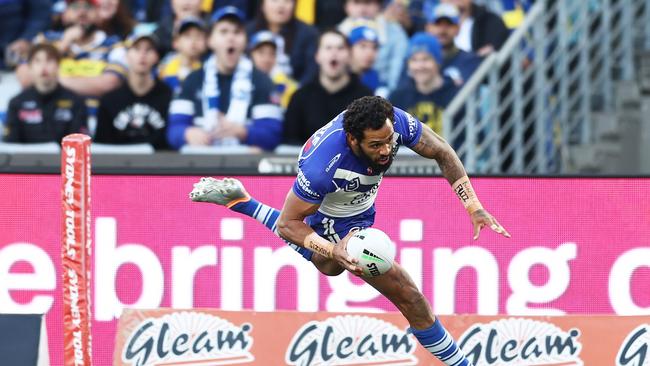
[276, 190, 363, 274]
[411, 123, 511, 240]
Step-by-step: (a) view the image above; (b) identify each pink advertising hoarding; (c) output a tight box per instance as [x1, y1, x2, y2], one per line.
[0, 175, 648, 364]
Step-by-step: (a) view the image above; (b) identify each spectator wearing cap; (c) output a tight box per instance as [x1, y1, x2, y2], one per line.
[347, 25, 385, 96]
[448, 0, 509, 56]
[167, 7, 283, 151]
[0, 0, 51, 70]
[95, 31, 172, 149]
[158, 17, 207, 94]
[247, 0, 319, 85]
[339, 0, 408, 93]
[282, 29, 372, 145]
[426, 3, 481, 87]
[389, 32, 458, 135]
[4, 43, 87, 143]
[154, 0, 207, 56]
[248, 30, 297, 109]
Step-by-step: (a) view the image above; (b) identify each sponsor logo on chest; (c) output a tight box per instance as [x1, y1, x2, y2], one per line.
[19, 109, 43, 124]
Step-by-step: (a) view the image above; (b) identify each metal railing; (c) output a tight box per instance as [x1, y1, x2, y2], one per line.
[443, 0, 650, 174]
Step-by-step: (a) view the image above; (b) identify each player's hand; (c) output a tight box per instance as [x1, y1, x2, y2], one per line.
[185, 127, 212, 146]
[332, 230, 364, 276]
[471, 209, 510, 240]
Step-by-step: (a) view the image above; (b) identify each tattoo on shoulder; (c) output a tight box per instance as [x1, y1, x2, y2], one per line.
[413, 128, 444, 158]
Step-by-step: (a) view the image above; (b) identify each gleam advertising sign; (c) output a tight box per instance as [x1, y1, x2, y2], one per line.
[0, 175, 648, 364]
[114, 309, 650, 366]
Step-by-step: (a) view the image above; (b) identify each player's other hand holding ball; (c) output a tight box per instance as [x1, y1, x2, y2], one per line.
[333, 230, 364, 276]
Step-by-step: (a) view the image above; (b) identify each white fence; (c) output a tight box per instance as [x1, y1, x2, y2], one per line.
[443, 0, 650, 174]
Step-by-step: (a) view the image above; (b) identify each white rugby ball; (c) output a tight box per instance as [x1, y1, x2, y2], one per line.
[346, 228, 396, 277]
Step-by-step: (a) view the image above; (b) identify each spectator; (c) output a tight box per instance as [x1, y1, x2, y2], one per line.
[158, 17, 207, 94]
[248, 30, 297, 109]
[17, 0, 125, 98]
[0, 0, 52, 70]
[154, 0, 206, 56]
[339, 0, 408, 92]
[383, 0, 414, 34]
[426, 3, 481, 87]
[127, 0, 251, 24]
[207, 1, 252, 17]
[95, 31, 172, 149]
[282, 29, 371, 145]
[448, 0, 510, 56]
[96, 0, 136, 39]
[14, 0, 125, 139]
[247, 0, 319, 85]
[347, 25, 385, 96]
[4, 43, 87, 143]
[167, 7, 283, 151]
[126, 0, 171, 23]
[390, 0, 464, 34]
[389, 32, 457, 135]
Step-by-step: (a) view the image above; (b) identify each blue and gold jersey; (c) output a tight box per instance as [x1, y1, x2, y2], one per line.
[158, 53, 203, 95]
[37, 30, 125, 78]
[388, 77, 457, 135]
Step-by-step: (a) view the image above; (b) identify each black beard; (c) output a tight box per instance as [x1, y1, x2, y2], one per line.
[358, 145, 394, 174]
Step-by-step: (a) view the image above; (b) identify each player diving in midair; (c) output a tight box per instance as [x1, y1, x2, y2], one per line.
[190, 96, 510, 365]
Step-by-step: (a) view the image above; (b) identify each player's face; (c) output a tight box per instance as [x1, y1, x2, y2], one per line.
[352, 119, 395, 173]
[209, 20, 247, 71]
[351, 40, 378, 71]
[251, 44, 277, 74]
[316, 33, 350, 80]
[127, 39, 159, 75]
[427, 20, 458, 49]
[29, 51, 59, 93]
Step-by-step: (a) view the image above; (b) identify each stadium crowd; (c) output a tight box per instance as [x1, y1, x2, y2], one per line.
[0, 0, 531, 152]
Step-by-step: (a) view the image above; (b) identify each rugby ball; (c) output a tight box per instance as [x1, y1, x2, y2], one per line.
[346, 228, 396, 277]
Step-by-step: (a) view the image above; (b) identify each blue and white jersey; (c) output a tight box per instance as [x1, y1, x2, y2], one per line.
[292, 107, 423, 235]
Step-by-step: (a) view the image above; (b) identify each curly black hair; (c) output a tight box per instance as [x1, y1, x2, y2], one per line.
[343, 96, 394, 142]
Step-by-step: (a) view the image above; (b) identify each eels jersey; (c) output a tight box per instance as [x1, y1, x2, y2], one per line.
[292, 107, 423, 240]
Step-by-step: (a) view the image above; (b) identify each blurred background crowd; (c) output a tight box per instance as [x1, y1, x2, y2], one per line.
[0, 0, 532, 153]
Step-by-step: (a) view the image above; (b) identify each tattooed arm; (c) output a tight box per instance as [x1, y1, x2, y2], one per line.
[410, 123, 511, 240]
[410, 123, 467, 185]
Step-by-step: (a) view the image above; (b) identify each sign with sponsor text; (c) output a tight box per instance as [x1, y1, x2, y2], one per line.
[114, 309, 650, 366]
[0, 175, 648, 364]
